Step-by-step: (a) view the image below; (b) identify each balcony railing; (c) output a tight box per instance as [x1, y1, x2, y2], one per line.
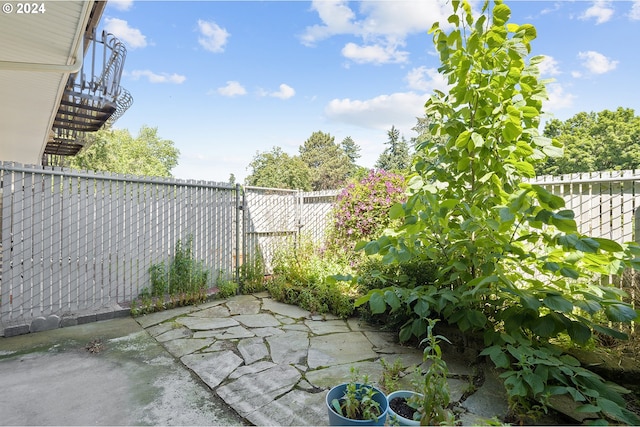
[44, 30, 133, 160]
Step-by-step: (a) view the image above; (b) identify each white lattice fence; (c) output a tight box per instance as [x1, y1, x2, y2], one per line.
[532, 170, 640, 244]
[300, 190, 339, 243]
[242, 187, 299, 274]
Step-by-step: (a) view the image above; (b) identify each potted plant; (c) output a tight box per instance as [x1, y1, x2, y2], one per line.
[387, 319, 456, 426]
[326, 367, 389, 426]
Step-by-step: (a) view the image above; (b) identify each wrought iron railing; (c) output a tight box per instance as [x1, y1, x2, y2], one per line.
[45, 30, 133, 161]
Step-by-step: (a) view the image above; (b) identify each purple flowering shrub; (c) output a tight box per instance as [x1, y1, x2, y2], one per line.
[327, 169, 406, 258]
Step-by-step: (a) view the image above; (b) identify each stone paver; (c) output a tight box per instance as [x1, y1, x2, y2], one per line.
[307, 332, 377, 369]
[134, 293, 566, 426]
[181, 351, 243, 389]
[238, 337, 269, 365]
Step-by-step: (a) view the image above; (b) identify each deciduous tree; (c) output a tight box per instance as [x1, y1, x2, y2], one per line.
[245, 146, 311, 190]
[68, 125, 179, 177]
[536, 107, 640, 175]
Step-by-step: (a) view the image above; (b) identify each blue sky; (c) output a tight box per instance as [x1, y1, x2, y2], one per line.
[101, 0, 640, 183]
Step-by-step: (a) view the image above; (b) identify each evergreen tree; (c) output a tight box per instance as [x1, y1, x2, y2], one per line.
[375, 125, 411, 172]
[299, 131, 352, 190]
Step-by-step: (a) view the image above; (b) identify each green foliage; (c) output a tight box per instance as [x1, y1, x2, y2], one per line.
[379, 358, 404, 394]
[68, 125, 179, 177]
[266, 236, 355, 318]
[245, 146, 311, 190]
[299, 131, 354, 190]
[216, 274, 238, 298]
[375, 126, 412, 173]
[326, 170, 406, 259]
[239, 248, 267, 293]
[352, 257, 439, 331]
[149, 262, 168, 296]
[167, 236, 209, 295]
[134, 236, 210, 315]
[355, 1, 640, 424]
[331, 367, 382, 421]
[409, 319, 455, 425]
[537, 107, 640, 175]
[341, 136, 361, 164]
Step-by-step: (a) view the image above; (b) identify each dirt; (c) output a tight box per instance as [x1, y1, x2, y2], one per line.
[389, 397, 418, 421]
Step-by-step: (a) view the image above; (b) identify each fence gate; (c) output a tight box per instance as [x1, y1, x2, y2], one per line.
[241, 187, 301, 275]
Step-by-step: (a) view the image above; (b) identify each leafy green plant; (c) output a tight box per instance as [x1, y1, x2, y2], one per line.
[240, 247, 266, 293]
[355, 1, 640, 424]
[216, 271, 238, 298]
[149, 262, 168, 296]
[379, 357, 405, 394]
[168, 236, 209, 294]
[331, 367, 382, 421]
[267, 235, 356, 318]
[409, 319, 455, 425]
[133, 235, 210, 315]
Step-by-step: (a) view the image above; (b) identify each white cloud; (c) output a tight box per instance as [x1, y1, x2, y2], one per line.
[537, 56, 561, 76]
[578, 50, 618, 74]
[543, 84, 576, 112]
[405, 67, 448, 93]
[630, 0, 640, 20]
[130, 70, 186, 84]
[217, 81, 247, 97]
[104, 18, 147, 49]
[197, 19, 229, 53]
[579, 1, 614, 24]
[300, 0, 357, 46]
[265, 84, 295, 100]
[540, 2, 561, 16]
[301, 0, 451, 65]
[108, 0, 133, 12]
[341, 42, 408, 65]
[325, 92, 427, 131]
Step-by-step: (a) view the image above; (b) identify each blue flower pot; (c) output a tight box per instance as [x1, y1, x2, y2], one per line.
[326, 383, 389, 426]
[386, 390, 422, 426]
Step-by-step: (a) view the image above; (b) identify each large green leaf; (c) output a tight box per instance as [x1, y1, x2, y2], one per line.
[368, 291, 387, 314]
[389, 203, 404, 219]
[604, 303, 639, 322]
[492, 3, 511, 26]
[523, 372, 545, 395]
[567, 321, 591, 345]
[543, 295, 574, 313]
[480, 345, 510, 369]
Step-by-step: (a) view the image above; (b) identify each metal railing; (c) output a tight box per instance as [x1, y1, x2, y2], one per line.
[46, 30, 133, 159]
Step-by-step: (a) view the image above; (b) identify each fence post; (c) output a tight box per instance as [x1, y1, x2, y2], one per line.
[635, 207, 640, 244]
[235, 183, 241, 285]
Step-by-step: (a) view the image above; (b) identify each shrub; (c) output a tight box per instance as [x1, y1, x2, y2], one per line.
[267, 235, 356, 318]
[327, 169, 405, 260]
[356, 2, 640, 424]
[147, 236, 209, 297]
[240, 247, 266, 294]
[216, 275, 239, 298]
[167, 236, 209, 294]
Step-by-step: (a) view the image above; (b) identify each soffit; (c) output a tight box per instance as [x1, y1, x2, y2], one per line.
[0, 1, 93, 165]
